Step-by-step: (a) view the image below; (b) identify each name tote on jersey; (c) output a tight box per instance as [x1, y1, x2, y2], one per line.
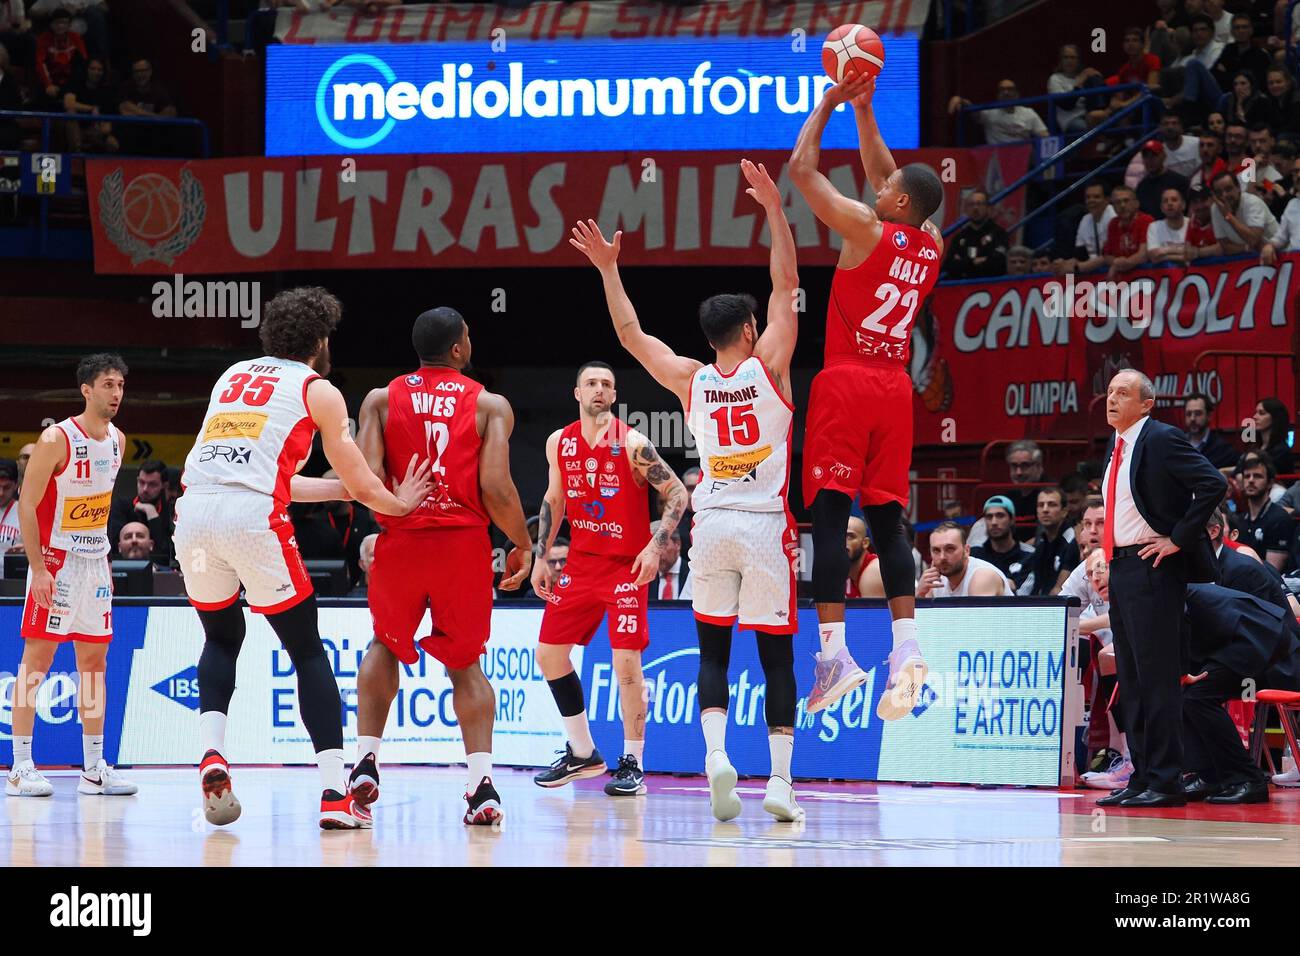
[686, 356, 793, 513]
[35, 418, 121, 557]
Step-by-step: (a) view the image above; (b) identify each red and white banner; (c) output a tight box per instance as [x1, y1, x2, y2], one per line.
[275, 0, 933, 45]
[909, 256, 1300, 445]
[86, 146, 1028, 274]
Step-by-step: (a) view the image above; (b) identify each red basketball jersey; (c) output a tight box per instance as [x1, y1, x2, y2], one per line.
[379, 367, 488, 531]
[557, 417, 650, 558]
[825, 221, 940, 368]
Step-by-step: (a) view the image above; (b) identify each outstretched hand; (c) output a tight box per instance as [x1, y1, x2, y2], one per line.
[823, 71, 873, 108]
[740, 158, 780, 208]
[569, 218, 622, 270]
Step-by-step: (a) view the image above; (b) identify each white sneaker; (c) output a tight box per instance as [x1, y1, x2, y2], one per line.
[876, 639, 929, 721]
[1084, 757, 1134, 790]
[77, 760, 138, 796]
[6, 761, 54, 797]
[762, 776, 805, 823]
[1272, 760, 1299, 787]
[706, 751, 742, 823]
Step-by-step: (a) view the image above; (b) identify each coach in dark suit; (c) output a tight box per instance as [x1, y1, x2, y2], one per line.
[1096, 370, 1228, 809]
[1180, 583, 1300, 804]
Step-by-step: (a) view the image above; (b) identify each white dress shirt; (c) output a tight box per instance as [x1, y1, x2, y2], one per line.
[1074, 205, 1117, 258]
[1270, 196, 1300, 252]
[657, 556, 692, 601]
[1105, 416, 1160, 548]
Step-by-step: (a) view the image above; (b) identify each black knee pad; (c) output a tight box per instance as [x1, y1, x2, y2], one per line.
[864, 502, 914, 599]
[546, 671, 586, 718]
[811, 490, 852, 604]
[696, 621, 732, 712]
[757, 636, 796, 728]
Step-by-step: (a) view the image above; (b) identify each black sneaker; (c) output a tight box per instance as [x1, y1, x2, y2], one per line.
[1087, 747, 1121, 775]
[533, 744, 606, 788]
[464, 776, 504, 825]
[603, 754, 647, 796]
[349, 752, 380, 807]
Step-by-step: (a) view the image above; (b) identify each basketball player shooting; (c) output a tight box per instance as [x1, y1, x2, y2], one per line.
[789, 72, 945, 720]
[347, 307, 534, 827]
[567, 158, 804, 823]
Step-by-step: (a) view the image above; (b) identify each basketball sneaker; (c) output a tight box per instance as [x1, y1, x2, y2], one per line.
[1087, 747, 1123, 775]
[806, 647, 868, 714]
[200, 750, 241, 826]
[876, 639, 929, 721]
[604, 754, 647, 796]
[349, 751, 380, 808]
[5, 760, 54, 798]
[706, 751, 742, 822]
[1271, 753, 1299, 788]
[762, 777, 804, 823]
[1083, 755, 1133, 790]
[320, 789, 372, 830]
[464, 776, 504, 825]
[533, 744, 606, 788]
[77, 760, 138, 796]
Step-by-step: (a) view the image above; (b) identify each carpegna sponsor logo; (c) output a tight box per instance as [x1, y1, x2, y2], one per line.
[61, 492, 112, 530]
[49, 886, 151, 937]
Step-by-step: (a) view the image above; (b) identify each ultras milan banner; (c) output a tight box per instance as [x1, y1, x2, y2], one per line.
[274, 0, 933, 45]
[908, 255, 1300, 445]
[86, 146, 1029, 274]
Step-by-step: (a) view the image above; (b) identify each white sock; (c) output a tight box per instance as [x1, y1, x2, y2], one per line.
[624, 739, 644, 765]
[769, 733, 794, 784]
[199, 711, 227, 756]
[701, 710, 728, 760]
[356, 735, 382, 764]
[316, 748, 347, 794]
[562, 713, 596, 759]
[82, 735, 104, 771]
[12, 735, 33, 768]
[819, 621, 846, 658]
[891, 617, 917, 652]
[466, 751, 492, 791]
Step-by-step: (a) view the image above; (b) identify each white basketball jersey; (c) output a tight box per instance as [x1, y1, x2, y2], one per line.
[932, 555, 1014, 597]
[183, 357, 319, 506]
[687, 357, 793, 513]
[35, 418, 122, 557]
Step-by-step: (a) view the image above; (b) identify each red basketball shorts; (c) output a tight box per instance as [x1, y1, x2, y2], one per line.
[368, 526, 493, 670]
[803, 362, 913, 509]
[538, 549, 649, 651]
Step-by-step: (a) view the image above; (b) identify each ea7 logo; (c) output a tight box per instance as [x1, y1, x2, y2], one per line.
[829, 462, 853, 479]
[49, 886, 152, 936]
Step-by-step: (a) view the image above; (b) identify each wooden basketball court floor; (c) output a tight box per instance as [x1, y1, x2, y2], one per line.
[4, 766, 1298, 867]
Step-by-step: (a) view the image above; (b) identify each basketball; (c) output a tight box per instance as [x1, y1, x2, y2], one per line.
[821, 24, 885, 83]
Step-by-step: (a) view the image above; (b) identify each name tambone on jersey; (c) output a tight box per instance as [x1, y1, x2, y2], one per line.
[36, 418, 122, 557]
[183, 357, 319, 506]
[558, 417, 650, 557]
[687, 357, 793, 513]
[827, 221, 941, 367]
[380, 368, 487, 530]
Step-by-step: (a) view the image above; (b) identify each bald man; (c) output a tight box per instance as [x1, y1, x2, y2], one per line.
[117, 521, 154, 561]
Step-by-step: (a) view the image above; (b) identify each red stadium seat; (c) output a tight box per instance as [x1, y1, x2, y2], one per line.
[1248, 690, 1300, 779]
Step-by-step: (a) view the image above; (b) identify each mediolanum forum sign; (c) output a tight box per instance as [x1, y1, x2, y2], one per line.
[264, 36, 920, 155]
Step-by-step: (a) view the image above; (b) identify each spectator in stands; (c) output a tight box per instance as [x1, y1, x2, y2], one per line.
[1094, 27, 1161, 127]
[1264, 66, 1300, 137]
[320, 490, 377, 589]
[1006, 244, 1032, 275]
[1236, 454, 1294, 571]
[1211, 168, 1278, 251]
[109, 459, 175, 563]
[1206, 111, 1227, 135]
[649, 522, 691, 601]
[1183, 392, 1240, 467]
[1047, 43, 1104, 134]
[1135, 140, 1191, 218]
[1215, 13, 1272, 88]
[1246, 123, 1286, 197]
[1224, 121, 1251, 175]
[0, 1, 32, 70]
[1185, 186, 1224, 253]
[546, 538, 570, 573]
[1205, 0, 1232, 40]
[348, 532, 377, 598]
[1029, 248, 1051, 273]
[0, 458, 20, 552]
[1061, 471, 1092, 524]
[845, 515, 879, 598]
[34, 7, 83, 110]
[286, 501, 344, 560]
[1244, 397, 1295, 475]
[943, 189, 1009, 279]
[1157, 113, 1202, 178]
[1103, 184, 1153, 277]
[29, 0, 106, 59]
[62, 56, 116, 153]
[118, 58, 178, 155]
[1029, 486, 1080, 595]
[1257, 140, 1297, 220]
[1190, 127, 1228, 191]
[1061, 502, 1110, 638]
[1146, 187, 1194, 263]
[948, 78, 1048, 144]
[1004, 439, 1045, 532]
[115, 521, 154, 561]
[1218, 71, 1274, 128]
[917, 522, 1013, 598]
[969, 495, 1034, 592]
[1055, 181, 1115, 275]
[15, 442, 34, 488]
[1261, 162, 1300, 261]
[0, 42, 22, 151]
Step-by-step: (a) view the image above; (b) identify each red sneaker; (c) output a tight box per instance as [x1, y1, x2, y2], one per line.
[200, 750, 241, 826]
[320, 789, 372, 830]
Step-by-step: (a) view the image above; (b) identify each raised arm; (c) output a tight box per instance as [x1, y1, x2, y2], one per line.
[626, 429, 689, 586]
[570, 219, 701, 407]
[744, 158, 798, 400]
[530, 429, 567, 599]
[850, 77, 897, 194]
[477, 391, 533, 590]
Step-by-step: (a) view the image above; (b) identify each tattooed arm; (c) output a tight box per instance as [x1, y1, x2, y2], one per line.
[530, 429, 566, 599]
[626, 429, 689, 586]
